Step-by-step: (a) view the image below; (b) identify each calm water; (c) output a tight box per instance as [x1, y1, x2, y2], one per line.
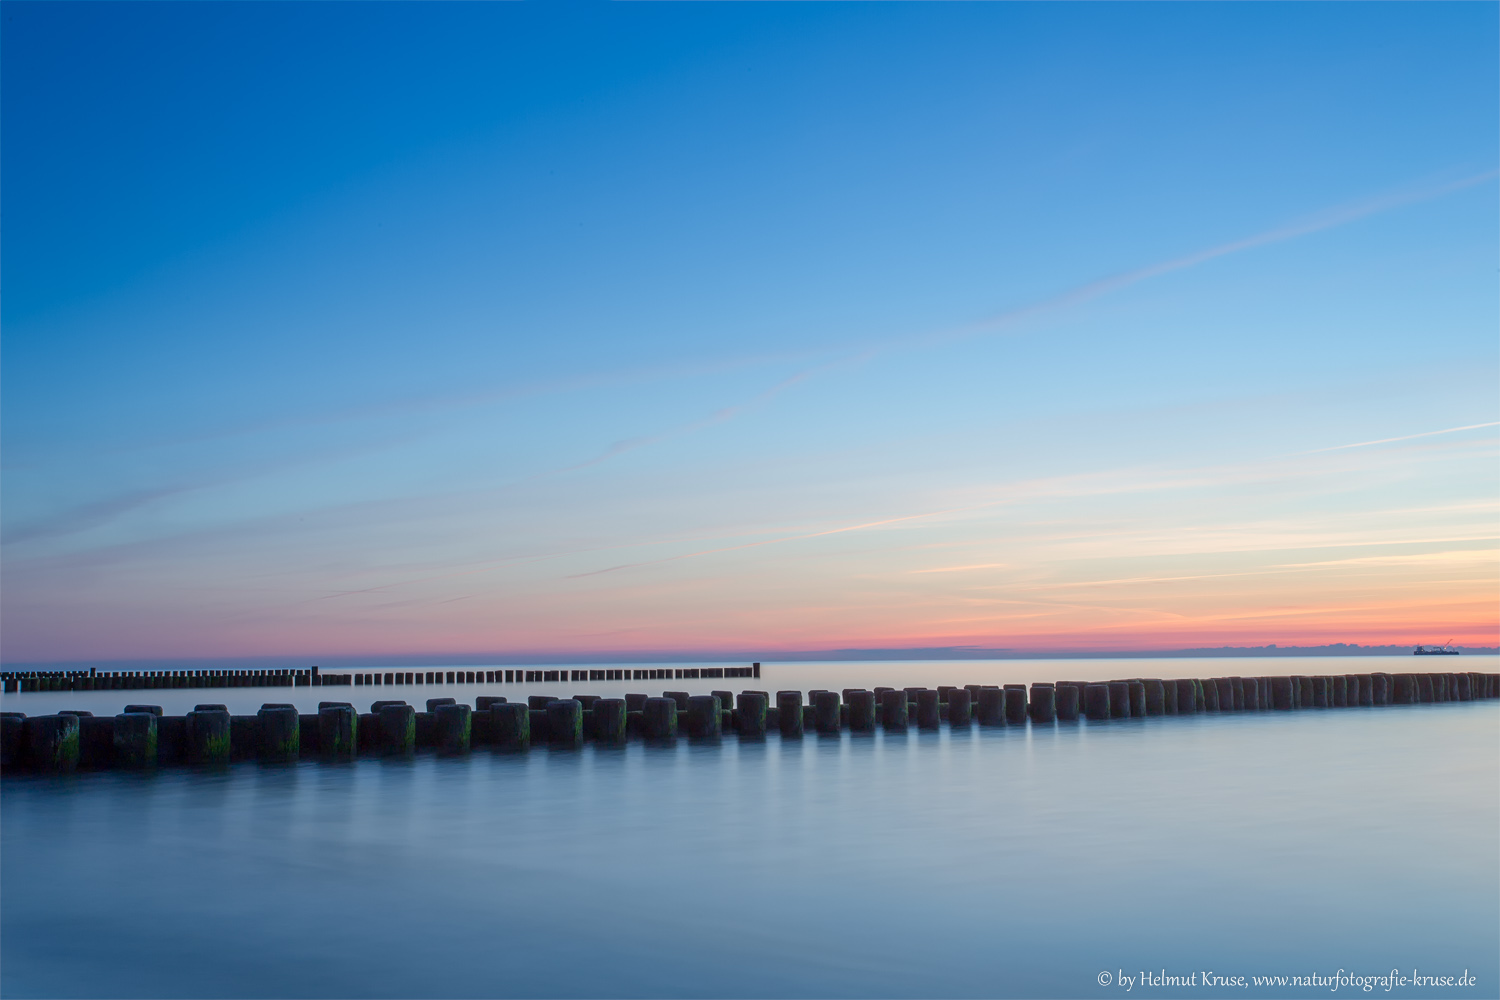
[3, 658, 1497, 999]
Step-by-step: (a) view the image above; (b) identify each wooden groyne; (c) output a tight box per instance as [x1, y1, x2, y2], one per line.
[2, 669, 1494, 774]
[0, 664, 758, 693]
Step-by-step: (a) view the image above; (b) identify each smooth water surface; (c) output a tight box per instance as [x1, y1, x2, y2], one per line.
[3, 659, 1497, 999]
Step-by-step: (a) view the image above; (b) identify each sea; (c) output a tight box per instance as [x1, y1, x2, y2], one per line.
[3, 656, 1496, 999]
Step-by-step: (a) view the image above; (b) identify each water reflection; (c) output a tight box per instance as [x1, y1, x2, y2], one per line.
[2, 674, 1496, 999]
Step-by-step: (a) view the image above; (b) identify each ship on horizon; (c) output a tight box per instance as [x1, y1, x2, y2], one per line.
[1413, 641, 1461, 656]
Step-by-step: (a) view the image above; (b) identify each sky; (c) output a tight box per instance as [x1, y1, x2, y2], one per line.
[2, 3, 1496, 666]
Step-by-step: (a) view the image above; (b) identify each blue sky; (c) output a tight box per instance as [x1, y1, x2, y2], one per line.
[3, 2, 1496, 664]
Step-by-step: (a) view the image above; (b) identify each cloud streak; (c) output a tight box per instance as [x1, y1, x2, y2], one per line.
[538, 367, 818, 478]
[560, 417, 1499, 580]
[870, 168, 1500, 359]
[1301, 421, 1500, 455]
[555, 167, 1499, 478]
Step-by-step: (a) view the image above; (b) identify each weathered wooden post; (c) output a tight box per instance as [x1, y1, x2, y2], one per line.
[1029, 684, 1056, 723]
[813, 691, 842, 734]
[1004, 686, 1029, 724]
[594, 698, 627, 742]
[1107, 681, 1131, 718]
[380, 704, 416, 755]
[548, 699, 583, 745]
[1142, 680, 1166, 716]
[682, 695, 720, 738]
[976, 688, 1003, 726]
[0, 713, 24, 769]
[1391, 674, 1417, 705]
[435, 704, 472, 754]
[736, 693, 768, 737]
[25, 715, 80, 773]
[643, 697, 678, 739]
[1055, 684, 1080, 721]
[947, 688, 972, 726]
[113, 712, 158, 768]
[845, 690, 875, 732]
[771, 691, 801, 737]
[1415, 674, 1433, 703]
[492, 703, 530, 749]
[186, 709, 231, 763]
[916, 690, 941, 729]
[258, 706, 299, 762]
[318, 705, 357, 757]
[1084, 684, 1111, 721]
[882, 689, 909, 729]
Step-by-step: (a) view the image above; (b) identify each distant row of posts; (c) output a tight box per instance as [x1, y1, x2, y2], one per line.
[0, 663, 758, 693]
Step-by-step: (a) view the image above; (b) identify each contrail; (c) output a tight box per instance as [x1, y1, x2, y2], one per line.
[1301, 421, 1500, 455]
[607, 168, 1500, 465]
[882, 168, 1499, 356]
[540, 368, 817, 478]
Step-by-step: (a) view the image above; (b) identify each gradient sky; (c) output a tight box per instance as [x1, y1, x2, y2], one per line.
[3, 2, 1496, 665]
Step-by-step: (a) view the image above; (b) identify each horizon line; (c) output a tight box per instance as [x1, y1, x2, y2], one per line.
[5, 642, 1497, 672]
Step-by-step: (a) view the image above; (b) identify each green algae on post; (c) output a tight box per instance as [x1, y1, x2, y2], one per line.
[491, 702, 530, 750]
[27, 715, 80, 773]
[186, 710, 231, 764]
[593, 698, 627, 742]
[113, 712, 158, 768]
[380, 704, 416, 755]
[257, 706, 300, 762]
[319, 705, 357, 758]
[686, 695, 722, 738]
[435, 703, 471, 754]
[776, 691, 803, 737]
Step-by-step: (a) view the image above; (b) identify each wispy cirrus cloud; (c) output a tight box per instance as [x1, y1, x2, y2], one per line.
[0, 486, 195, 546]
[559, 417, 1498, 580]
[854, 168, 1500, 359]
[544, 168, 1500, 479]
